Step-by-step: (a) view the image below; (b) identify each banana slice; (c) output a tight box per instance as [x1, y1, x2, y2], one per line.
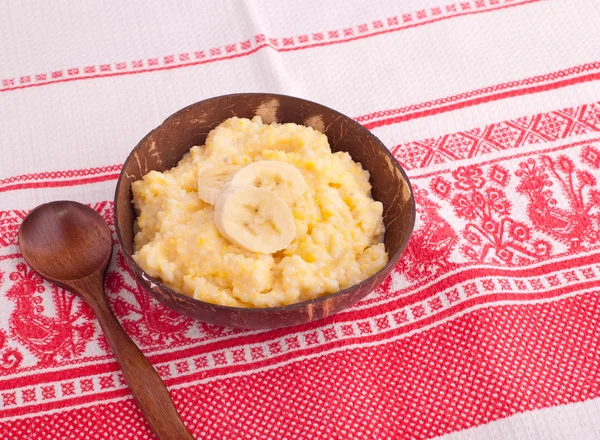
[229, 161, 307, 206]
[197, 164, 243, 205]
[214, 187, 296, 254]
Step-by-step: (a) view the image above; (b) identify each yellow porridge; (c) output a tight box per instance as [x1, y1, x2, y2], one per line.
[132, 116, 387, 307]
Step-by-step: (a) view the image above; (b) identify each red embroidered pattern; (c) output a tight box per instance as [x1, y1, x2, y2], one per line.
[105, 254, 194, 347]
[0, 211, 27, 247]
[0, 163, 115, 185]
[515, 155, 600, 249]
[0, 328, 22, 374]
[6, 264, 95, 366]
[393, 102, 600, 169]
[396, 185, 458, 281]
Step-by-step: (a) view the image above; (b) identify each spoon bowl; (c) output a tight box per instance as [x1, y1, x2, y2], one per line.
[19, 201, 112, 282]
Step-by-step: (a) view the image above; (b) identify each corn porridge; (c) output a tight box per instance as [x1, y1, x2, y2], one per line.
[132, 116, 387, 307]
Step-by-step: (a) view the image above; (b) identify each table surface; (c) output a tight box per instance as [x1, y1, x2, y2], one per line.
[1, 0, 600, 439]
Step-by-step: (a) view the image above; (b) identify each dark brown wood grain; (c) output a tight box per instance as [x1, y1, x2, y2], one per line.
[114, 93, 417, 329]
[18, 201, 194, 440]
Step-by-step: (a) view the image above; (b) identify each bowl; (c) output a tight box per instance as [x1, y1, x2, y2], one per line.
[114, 93, 415, 329]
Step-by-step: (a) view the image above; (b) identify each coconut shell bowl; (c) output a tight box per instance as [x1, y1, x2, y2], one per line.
[114, 93, 415, 329]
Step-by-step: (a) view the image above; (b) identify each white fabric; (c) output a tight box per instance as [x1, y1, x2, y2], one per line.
[435, 398, 600, 440]
[2, 1, 600, 438]
[2, 0, 600, 180]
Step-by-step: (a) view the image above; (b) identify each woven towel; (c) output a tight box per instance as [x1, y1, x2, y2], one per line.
[1, 0, 600, 438]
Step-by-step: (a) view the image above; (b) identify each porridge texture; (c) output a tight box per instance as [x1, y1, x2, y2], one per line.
[132, 116, 387, 307]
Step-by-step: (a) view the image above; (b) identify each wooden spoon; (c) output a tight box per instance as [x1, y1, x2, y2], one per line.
[18, 201, 194, 440]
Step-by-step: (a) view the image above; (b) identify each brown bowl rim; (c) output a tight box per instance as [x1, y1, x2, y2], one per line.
[113, 92, 416, 314]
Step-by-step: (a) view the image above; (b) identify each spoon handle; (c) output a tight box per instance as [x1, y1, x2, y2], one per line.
[71, 276, 195, 440]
